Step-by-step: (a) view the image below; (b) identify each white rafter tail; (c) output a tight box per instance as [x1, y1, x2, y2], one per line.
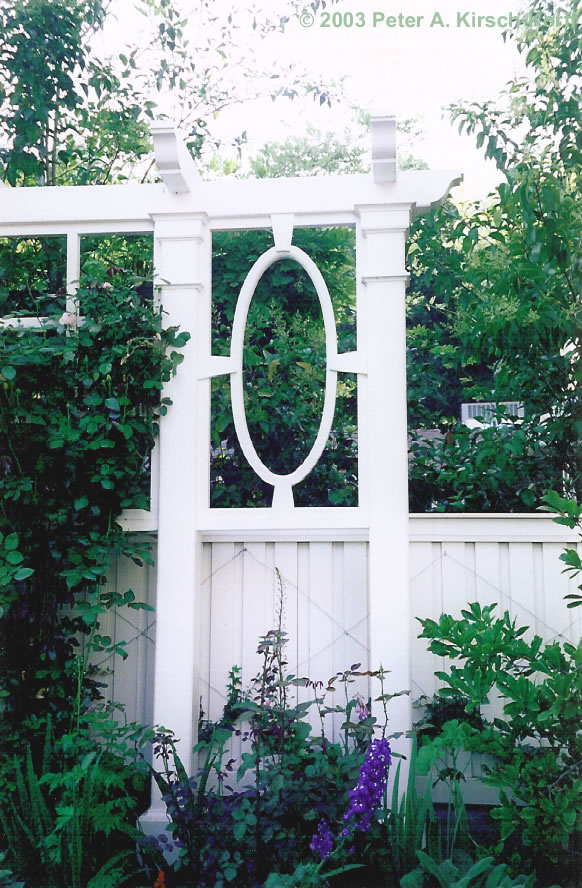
[199, 356, 237, 380]
[328, 351, 366, 374]
[272, 481, 294, 512]
[371, 113, 397, 184]
[271, 213, 294, 252]
[151, 119, 200, 194]
[412, 172, 464, 212]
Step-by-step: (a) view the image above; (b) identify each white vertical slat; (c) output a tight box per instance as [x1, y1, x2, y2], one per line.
[464, 542, 477, 602]
[273, 541, 299, 699]
[241, 542, 273, 692]
[507, 542, 536, 636]
[441, 542, 470, 618]
[296, 542, 312, 707]
[345, 542, 370, 724]
[198, 543, 213, 727]
[532, 542, 546, 639]
[113, 553, 140, 720]
[332, 542, 346, 679]
[66, 230, 80, 310]
[306, 542, 335, 686]
[208, 542, 238, 722]
[142, 554, 157, 729]
[409, 541, 438, 703]
[498, 541, 511, 612]
[97, 558, 117, 705]
[473, 542, 503, 610]
[342, 542, 369, 673]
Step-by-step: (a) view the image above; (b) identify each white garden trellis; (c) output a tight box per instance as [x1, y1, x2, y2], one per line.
[0, 115, 461, 830]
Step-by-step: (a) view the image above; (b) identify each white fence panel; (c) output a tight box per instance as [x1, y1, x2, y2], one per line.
[103, 516, 579, 747]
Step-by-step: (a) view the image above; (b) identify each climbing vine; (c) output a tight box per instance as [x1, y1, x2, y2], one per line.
[0, 235, 188, 756]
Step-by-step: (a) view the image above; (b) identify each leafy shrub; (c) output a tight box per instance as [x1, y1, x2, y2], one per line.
[0, 236, 186, 760]
[408, 416, 558, 513]
[417, 603, 582, 884]
[148, 609, 399, 887]
[1, 703, 152, 888]
[401, 851, 538, 888]
[540, 490, 582, 608]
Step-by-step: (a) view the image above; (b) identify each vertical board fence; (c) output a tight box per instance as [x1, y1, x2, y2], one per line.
[101, 513, 580, 804]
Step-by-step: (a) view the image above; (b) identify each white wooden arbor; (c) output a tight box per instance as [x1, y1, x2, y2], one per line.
[0, 115, 461, 830]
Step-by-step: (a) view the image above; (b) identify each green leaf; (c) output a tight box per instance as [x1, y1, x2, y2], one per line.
[4, 533, 19, 552]
[14, 567, 34, 581]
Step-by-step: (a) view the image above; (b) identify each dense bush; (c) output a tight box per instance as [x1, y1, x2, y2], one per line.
[417, 602, 582, 885]
[0, 235, 187, 784]
[147, 617, 391, 887]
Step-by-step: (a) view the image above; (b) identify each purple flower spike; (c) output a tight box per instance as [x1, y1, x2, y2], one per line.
[310, 820, 334, 859]
[343, 737, 392, 833]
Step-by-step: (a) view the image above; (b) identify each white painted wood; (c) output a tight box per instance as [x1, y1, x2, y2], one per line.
[0, 171, 462, 234]
[141, 210, 211, 834]
[357, 204, 412, 768]
[371, 114, 397, 183]
[410, 540, 440, 702]
[101, 521, 578, 808]
[410, 513, 579, 543]
[151, 120, 200, 194]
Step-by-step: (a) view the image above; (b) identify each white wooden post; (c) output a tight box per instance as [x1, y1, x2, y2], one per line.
[140, 211, 211, 832]
[357, 204, 412, 763]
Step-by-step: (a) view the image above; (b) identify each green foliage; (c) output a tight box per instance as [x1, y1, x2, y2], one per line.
[540, 490, 582, 607]
[0, 235, 185, 758]
[406, 0, 581, 509]
[0, 0, 340, 187]
[446, 0, 581, 499]
[1, 710, 151, 888]
[150, 601, 392, 886]
[401, 851, 537, 888]
[249, 123, 367, 179]
[387, 738, 441, 878]
[417, 603, 582, 882]
[409, 415, 554, 512]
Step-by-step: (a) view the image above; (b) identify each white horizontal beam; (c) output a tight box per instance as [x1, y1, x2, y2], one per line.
[119, 509, 580, 544]
[409, 513, 579, 543]
[196, 506, 367, 532]
[0, 170, 462, 234]
[200, 527, 369, 543]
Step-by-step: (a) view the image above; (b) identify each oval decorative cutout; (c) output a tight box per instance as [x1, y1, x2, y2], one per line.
[242, 261, 325, 475]
[230, 246, 338, 507]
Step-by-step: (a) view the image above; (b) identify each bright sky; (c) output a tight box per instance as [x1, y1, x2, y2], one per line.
[101, 0, 533, 199]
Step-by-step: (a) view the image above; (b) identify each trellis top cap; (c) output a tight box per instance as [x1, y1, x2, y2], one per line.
[371, 114, 397, 184]
[152, 118, 200, 194]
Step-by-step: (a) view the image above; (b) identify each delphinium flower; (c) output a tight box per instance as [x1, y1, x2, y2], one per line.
[309, 819, 334, 860]
[343, 736, 392, 833]
[310, 736, 392, 862]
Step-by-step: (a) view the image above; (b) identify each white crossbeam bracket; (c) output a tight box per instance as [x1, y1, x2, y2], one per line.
[199, 355, 237, 380]
[327, 351, 366, 374]
[371, 114, 397, 184]
[151, 120, 200, 194]
[271, 213, 294, 251]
